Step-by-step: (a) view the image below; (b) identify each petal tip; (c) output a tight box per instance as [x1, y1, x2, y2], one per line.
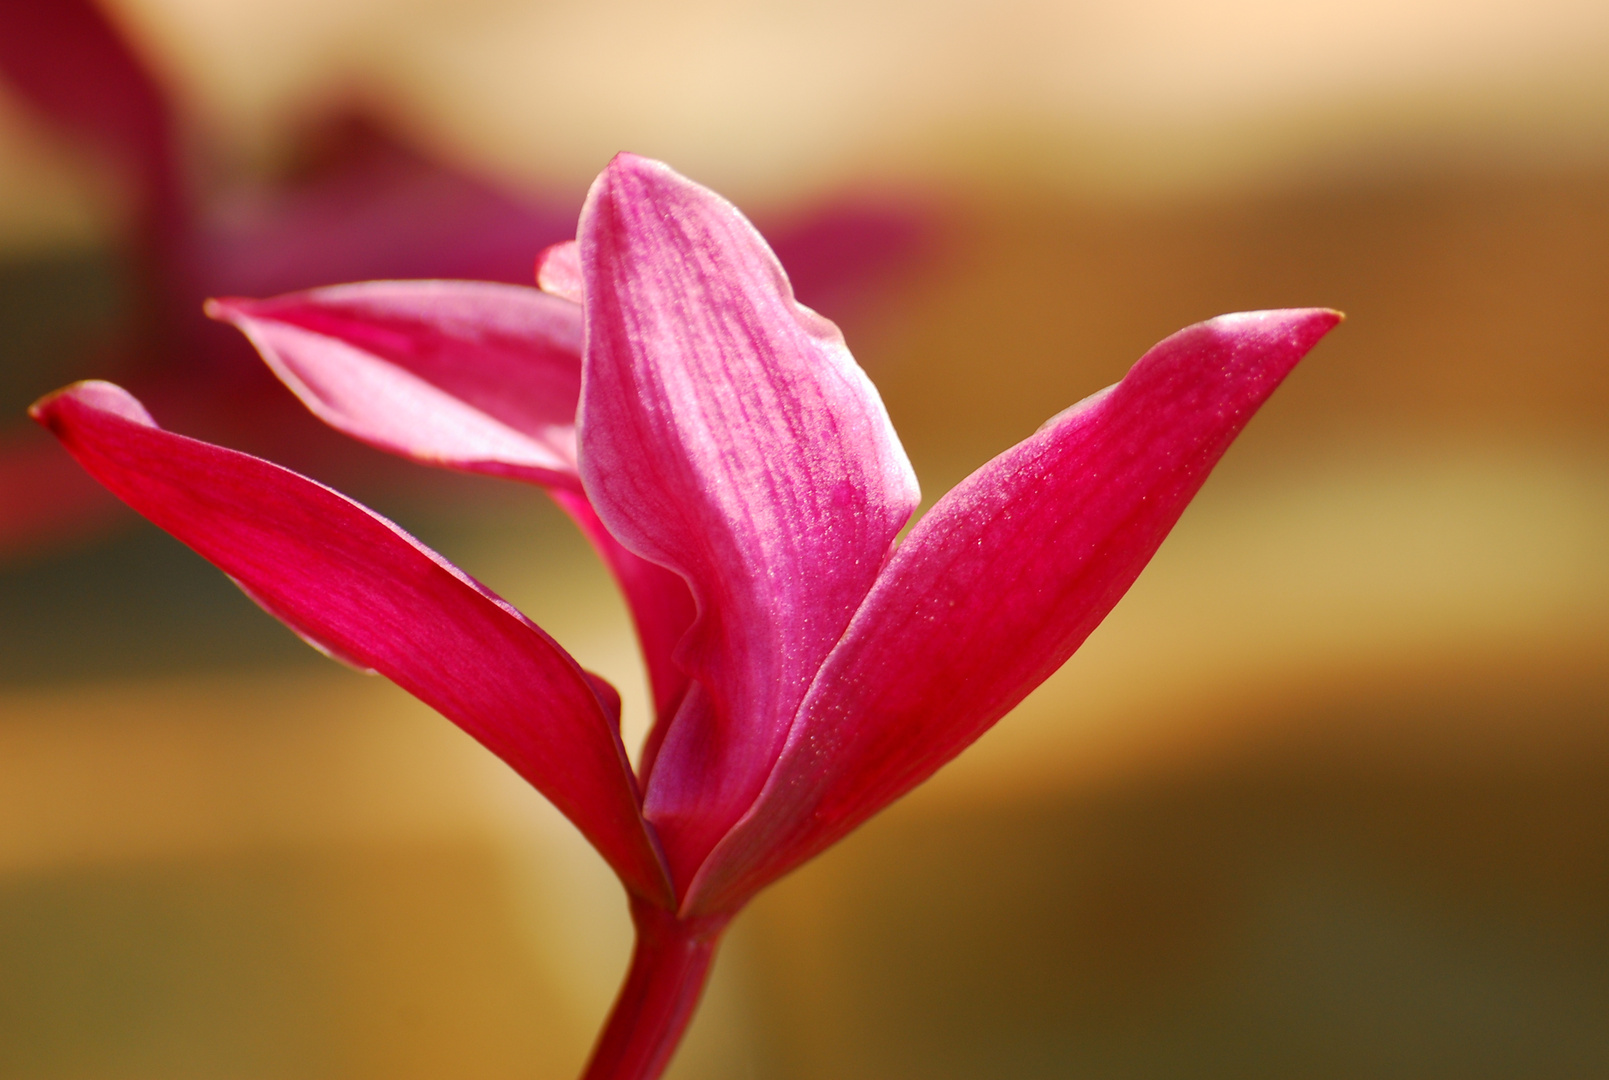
[1301, 306, 1345, 330]
[1200, 307, 1344, 355]
[30, 380, 153, 428]
[606, 150, 655, 175]
[27, 388, 68, 424]
[203, 296, 252, 325]
[1290, 305, 1346, 343]
[1206, 306, 1341, 329]
[598, 153, 687, 202]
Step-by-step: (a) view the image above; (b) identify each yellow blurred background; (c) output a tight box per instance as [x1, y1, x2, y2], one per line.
[2, 0, 1607, 1076]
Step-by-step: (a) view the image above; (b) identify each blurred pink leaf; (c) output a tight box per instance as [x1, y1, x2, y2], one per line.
[0, 4, 934, 560]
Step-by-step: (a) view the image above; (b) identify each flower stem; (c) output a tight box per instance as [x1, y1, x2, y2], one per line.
[580, 896, 732, 1080]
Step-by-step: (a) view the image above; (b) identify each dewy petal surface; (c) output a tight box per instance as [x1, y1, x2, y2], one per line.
[207, 281, 586, 487]
[32, 381, 670, 905]
[210, 281, 698, 724]
[578, 155, 920, 888]
[688, 309, 1341, 914]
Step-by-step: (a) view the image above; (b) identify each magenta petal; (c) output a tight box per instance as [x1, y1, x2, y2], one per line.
[182, 272, 697, 731]
[686, 309, 1342, 914]
[578, 155, 921, 888]
[32, 381, 671, 906]
[210, 280, 697, 731]
[207, 281, 586, 486]
[0, 0, 179, 221]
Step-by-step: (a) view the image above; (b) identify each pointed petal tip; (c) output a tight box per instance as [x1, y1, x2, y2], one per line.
[30, 380, 153, 427]
[203, 296, 249, 323]
[1209, 304, 1345, 325]
[596, 153, 698, 204]
[1206, 306, 1343, 333]
[206, 294, 307, 330]
[27, 386, 69, 423]
[1193, 307, 1344, 374]
[605, 150, 656, 175]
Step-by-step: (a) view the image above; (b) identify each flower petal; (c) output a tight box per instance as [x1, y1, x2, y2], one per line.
[0, 0, 179, 221]
[686, 309, 1342, 914]
[31, 380, 671, 905]
[577, 155, 921, 888]
[207, 281, 586, 486]
[209, 280, 697, 730]
[536, 240, 584, 302]
[549, 487, 697, 727]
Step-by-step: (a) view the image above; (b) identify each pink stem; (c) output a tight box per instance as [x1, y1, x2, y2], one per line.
[580, 897, 732, 1080]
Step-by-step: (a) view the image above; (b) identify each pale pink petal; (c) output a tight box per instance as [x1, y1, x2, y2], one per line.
[578, 154, 921, 889]
[32, 380, 671, 905]
[207, 281, 585, 486]
[686, 309, 1342, 914]
[536, 240, 583, 302]
[0, 0, 179, 224]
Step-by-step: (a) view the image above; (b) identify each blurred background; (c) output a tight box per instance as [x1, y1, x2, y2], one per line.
[1, 0, 1607, 1076]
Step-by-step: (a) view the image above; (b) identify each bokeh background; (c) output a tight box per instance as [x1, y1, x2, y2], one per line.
[2, 0, 1607, 1076]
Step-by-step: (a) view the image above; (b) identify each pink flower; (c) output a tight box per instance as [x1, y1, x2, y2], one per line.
[33, 154, 1339, 1080]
